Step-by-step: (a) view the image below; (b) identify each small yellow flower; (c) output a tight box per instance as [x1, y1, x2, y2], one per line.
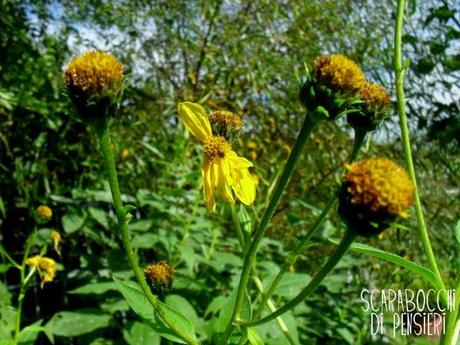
[50, 230, 62, 256]
[248, 151, 258, 161]
[344, 158, 414, 218]
[25, 256, 57, 288]
[246, 141, 258, 150]
[36, 205, 52, 224]
[144, 261, 175, 288]
[65, 51, 123, 97]
[178, 102, 256, 212]
[357, 81, 391, 111]
[313, 54, 364, 94]
[120, 148, 130, 160]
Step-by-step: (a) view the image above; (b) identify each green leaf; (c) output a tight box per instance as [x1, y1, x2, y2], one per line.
[113, 277, 197, 344]
[18, 320, 44, 345]
[216, 288, 252, 333]
[343, 241, 440, 289]
[269, 272, 311, 299]
[45, 309, 112, 337]
[68, 282, 117, 295]
[61, 211, 85, 234]
[88, 207, 110, 229]
[246, 327, 264, 345]
[123, 322, 160, 345]
[455, 220, 460, 245]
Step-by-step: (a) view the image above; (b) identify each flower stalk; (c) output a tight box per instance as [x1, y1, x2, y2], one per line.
[219, 114, 318, 344]
[394, 0, 445, 291]
[240, 227, 357, 327]
[96, 121, 199, 345]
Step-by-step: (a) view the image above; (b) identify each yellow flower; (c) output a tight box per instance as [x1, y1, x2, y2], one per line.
[357, 81, 391, 111]
[50, 230, 62, 256]
[120, 148, 130, 160]
[65, 51, 123, 97]
[178, 102, 256, 212]
[144, 261, 175, 288]
[25, 256, 57, 288]
[344, 158, 414, 218]
[36, 205, 52, 224]
[313, 54, 364, 94]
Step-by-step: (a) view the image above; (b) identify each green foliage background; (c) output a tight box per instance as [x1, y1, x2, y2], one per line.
[0, 0, 459, 344]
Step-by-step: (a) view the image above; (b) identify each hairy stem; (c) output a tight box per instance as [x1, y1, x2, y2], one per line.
[97, 122, 199, 345]
[219, 115, 318, 344]
[251, 129, 366, 320]
[230, 205, 297, 345]
[241, 228, 357, 327]
[394, 0, 445, 290]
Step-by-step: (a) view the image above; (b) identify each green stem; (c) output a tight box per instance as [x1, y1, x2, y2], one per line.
[13, 230, 37, 345]
[0, 243, 21, 269]
[219, 115, 318, 344]
[230, 205, 297, 345]
[394, 0, 445, 291]
[241, 228, 357, 327]
[251, 129, 366, 321]
[441, 278, 460, 345]
[97, 122, 199, 345]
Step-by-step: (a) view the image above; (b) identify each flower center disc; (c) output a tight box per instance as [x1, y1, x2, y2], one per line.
[203, 136, 231, 161]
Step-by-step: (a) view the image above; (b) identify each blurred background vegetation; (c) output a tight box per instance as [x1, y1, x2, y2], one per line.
[0, 0, 459, 344]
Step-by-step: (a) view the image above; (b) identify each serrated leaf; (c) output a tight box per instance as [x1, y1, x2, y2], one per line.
[113, 277, 197, 344]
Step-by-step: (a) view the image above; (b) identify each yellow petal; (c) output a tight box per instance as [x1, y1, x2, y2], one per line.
[232, 168, 256, 206]
[202, 159, 216, 212]
[217, 159, 235, 204]
[178, 102, 212, 142]
[227, 151, 253, 168]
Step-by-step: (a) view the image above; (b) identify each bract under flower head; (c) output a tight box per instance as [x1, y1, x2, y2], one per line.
[178, 102, 256, 212]
[347, 81, 391, 132]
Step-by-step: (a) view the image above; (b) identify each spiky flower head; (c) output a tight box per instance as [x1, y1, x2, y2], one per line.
[144, 261, 175, 292]
[300, 54, 365, 122]
[347, 81, 391, 132]
[65, 51, 124, 123]
[313, 55, 365, 93]
[209, 110, 243, 143]
[339, 158, 414, 237]
[35, 205, 52, 224]
[25, 256, 57, 288]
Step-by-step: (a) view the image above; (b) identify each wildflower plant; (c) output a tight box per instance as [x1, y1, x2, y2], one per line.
[49, 3, 457, 342]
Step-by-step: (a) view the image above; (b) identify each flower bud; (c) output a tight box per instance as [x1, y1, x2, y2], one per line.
[50, 230, 62, 256]
[209, 110, 243, 144]
[35, 205, 52, 224]
[144, 261, 175, 293]
[65, 51, 124, 123]
[347, 81, 391, 132]
[338, 158, 414, 237]
[300, 54, 365, 122]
